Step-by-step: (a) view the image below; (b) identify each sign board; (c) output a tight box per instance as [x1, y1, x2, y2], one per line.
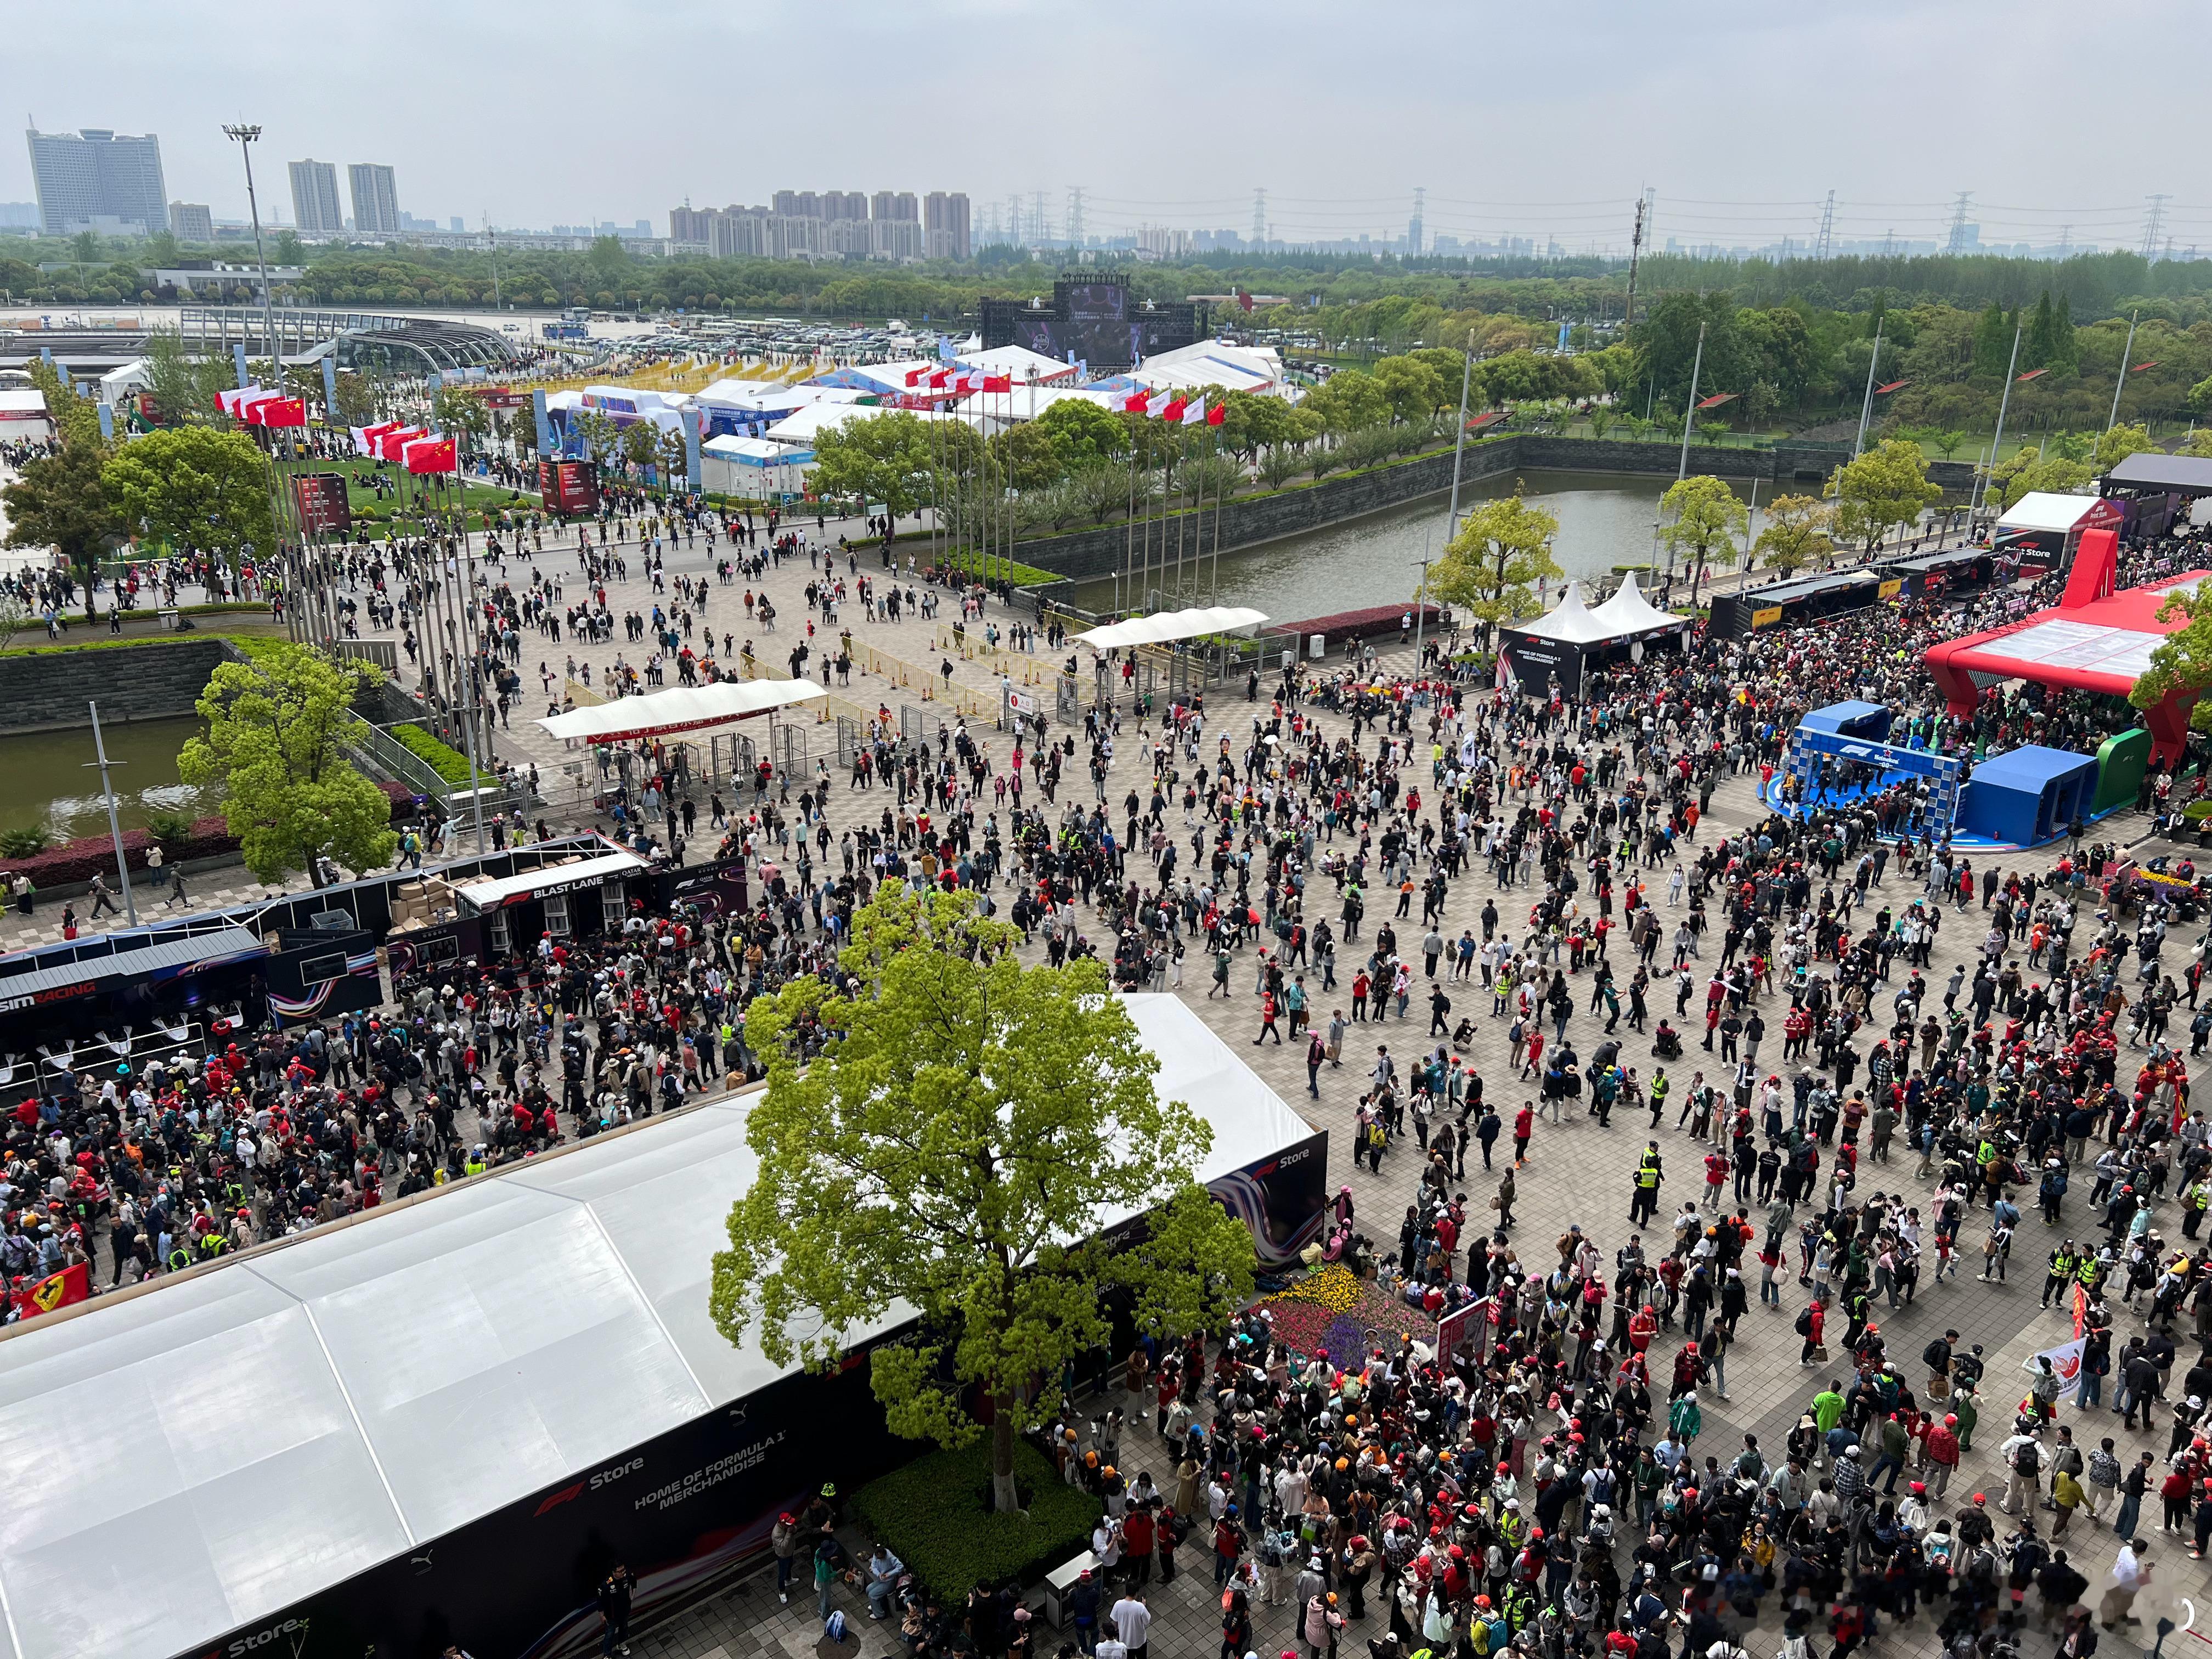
[1878, 578, 1904, 600]
[1750, 605, 1784, 629]
[538, 458, 600, 517]
[291, 472, 352, 534]
[1007, 688, 1039, 715]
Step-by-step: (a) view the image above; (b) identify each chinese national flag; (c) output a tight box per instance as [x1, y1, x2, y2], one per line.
[376, 426, 425, 460]
[259, 397, 307, 428]
[928, 370, 949, 389]
[13, 1262, 89, 1319]
[1206, 402, 1226, 426]
[405, 438, 458, 475]
[983, 374, 1012, 393]
[905, 369, 924, 386]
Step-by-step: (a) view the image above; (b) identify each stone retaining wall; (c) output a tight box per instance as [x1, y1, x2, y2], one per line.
[0, 638, 232, 732]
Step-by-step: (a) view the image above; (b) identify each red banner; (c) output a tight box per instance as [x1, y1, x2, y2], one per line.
[291, 472, 353, 534]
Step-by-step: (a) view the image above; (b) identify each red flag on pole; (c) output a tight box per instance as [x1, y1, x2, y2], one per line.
[258, 396, 308, 428]
[983, 374, 1012, 393]
[404, 437, 458, 475]
[1206, 402, 1226, 426]
[905, 369, 924, 386]
[1161, 398, 1189, 424]
[376, 426, 426, 460]
[929, 370, 949, 389]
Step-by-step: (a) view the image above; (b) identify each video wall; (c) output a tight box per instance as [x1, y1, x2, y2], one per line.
[981, 275, 1206, 370]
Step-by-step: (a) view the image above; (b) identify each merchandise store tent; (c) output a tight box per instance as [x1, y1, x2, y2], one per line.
[1070, 606, 1270, 651]
[0, 996, 1325, 1659]
[537, 678, 826, 744]
[1991, 490, 2124, 572]
[1498, 578, 1691, 696]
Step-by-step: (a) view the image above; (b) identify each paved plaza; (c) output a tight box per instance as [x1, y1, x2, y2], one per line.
[11, 512, 2196, 1658]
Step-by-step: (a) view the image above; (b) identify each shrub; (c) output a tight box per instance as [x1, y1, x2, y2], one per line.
[392, 723, 478, 786]
[144, 812, 193, 847]
[0, 828, 52, 859]
[852, 1439, 1101, 1602]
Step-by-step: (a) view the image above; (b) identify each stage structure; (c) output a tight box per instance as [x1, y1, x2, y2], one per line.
[1776, 721, 1965, 840]
[980, 271, 1207, 372]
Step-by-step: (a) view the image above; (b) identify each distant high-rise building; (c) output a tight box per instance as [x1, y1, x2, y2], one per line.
[450, 216, 464, 233]
[26, 127, 168, 235]
[824, 191, 867, 222]
[167, 201, 214, 242]
[287, 159, 342, 234]
[0, 202, 42, 230]
[347, 163, 400, 236]
[924, 191, 970, 261]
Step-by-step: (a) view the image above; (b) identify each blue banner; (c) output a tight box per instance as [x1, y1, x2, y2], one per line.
[321, 355, 339, 421]
[532, 388, 554, 457]
[685, 410, 702, 493]
[233, 344, 251, 388]
[96, 403, 114, 440]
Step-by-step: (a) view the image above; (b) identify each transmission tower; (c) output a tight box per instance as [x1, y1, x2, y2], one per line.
[1065, 185, 1085, 248]
[1031, 190, 1049, 246]
[2057, 224, 2073, 259]
[1251, 188, 1267, 249]
[1409, 185, 1425, 256]
[1945, 192, 1973, 255]
[2143, 195, 2171, 260]
[1007, 193, 1022, 245]
[1814, 189, 1835, 261]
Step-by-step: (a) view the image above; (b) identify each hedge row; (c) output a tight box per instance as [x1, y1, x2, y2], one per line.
[851, 1439, 1100, 1601]
[391, 723, 479, 786]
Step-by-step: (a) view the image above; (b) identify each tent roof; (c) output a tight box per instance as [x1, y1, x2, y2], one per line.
[1587, 571, 1689, 634]
[1070, 606, 1270, 651]
[2105, 452, 2212, 494]
[536, 679, 826, 744]
[960, 385, 1118, 422]
[1968, 742, 2097, 789]
[1509, 583, 1616, 645]
[1995, 491, 2104, 534]
[702, 434, 799, 462]
[955, 344, 1078, 382]
[453, 849, 648, 913]
[695, 380, 863, 413]
[0, 995, 1306, 1659]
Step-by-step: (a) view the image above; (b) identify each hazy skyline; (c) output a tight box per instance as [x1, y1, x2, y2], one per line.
[9, 0, 2207, 255]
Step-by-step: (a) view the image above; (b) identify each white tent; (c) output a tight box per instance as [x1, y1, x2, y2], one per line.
[537, 678, 826, 744]
[1133, 340, 1285, 396]
[955, 344, 1079, 385]
[1070, 606, 1271, 651]
[760, 403, 973, 447]
[0, 997, 1312, 1659]
[957, 385, 1118, 423]
[1510, 582, 1613, 643]
[1995, 491, 2106, 536]
[1587, 571, 1689, 635]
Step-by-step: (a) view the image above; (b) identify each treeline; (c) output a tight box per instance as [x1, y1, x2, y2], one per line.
[12, 231, 2212, 334]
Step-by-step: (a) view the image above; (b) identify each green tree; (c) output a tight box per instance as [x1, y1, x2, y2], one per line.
[987, 421, 1065, 492]
[177, 645, 398, 887]
[273, 230, 304, 266]
[1429, 484, 1562, 641]
[1303, 369, 1390, 433]
[1932, 430, 1969, 461]
[101, 426, 274, 571]
[1370, 354, 1446, 425]
[26, 359, 103, 448]
[1972, 303, 2015, 377]
[432, 387, 494, 456]
[1658, 475, 1749, 576]
[1751, 494, 1833, 576]
[70, 230, 99, 266]
[2, 439, 117, 617]
[571, 408, 621, 466]
[811, 410, 964, 519]
[1987, 445, 2096, 510]
[709, 887, 1255, 1513]
[589, 235, 629, 283]
[2094, 422, 2160, 472]
[1629, 291, 1747, 416]
[2023, 292, 2061, 371]
[1827, 437, 1943, 549]
[140, 326, 230, 428]
[2135, 588, 2212, 732]
[1032, 397, 1127, 470]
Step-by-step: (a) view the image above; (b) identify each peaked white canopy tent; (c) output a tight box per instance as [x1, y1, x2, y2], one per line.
[537, 678, 826, 745]
[1069, 606, 1270, 651]
[1496, 573, 1691, 695]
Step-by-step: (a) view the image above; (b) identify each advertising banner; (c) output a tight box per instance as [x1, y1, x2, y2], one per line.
[539, 459, 601, 517]
[291, 472, 354, 534]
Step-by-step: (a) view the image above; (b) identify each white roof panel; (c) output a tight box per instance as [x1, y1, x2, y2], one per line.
[534, 679, 827, 746]
[453, 849, 647, 912]
[1972, 618, 2163, 678]
[1071, 606, 1270, 651]
[1995, 490, 2101, 534]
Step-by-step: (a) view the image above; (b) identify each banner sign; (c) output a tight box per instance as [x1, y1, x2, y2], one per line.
[291, 473, 353, 534]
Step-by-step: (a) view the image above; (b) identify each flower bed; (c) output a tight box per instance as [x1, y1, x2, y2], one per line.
[1252, 1263, 1435, 1369]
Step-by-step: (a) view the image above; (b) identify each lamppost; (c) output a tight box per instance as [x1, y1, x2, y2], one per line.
[220, 124, 279, 371]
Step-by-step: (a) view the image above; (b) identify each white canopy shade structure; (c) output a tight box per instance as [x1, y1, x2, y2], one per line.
[536, 678, 826, 745]
[1070, 606, 1271, 651]
[1132, 340, 1286, 396]
[0, 996, 1318, 1659]
[1587, 571, 1689, 634]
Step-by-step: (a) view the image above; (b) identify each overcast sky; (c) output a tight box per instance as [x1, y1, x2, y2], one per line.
[10, 0, 2205, 255]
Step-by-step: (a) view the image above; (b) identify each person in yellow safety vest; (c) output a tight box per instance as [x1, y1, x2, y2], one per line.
[464, 1146, 488, 1178]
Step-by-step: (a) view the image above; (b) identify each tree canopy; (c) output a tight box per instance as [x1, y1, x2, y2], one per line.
[1826, 438, 1942, 550]
[710, 887, 1255, 1511]
[1429, 485, 1562, 639]
[1658, 475, 1749, 574]
[177, 645, 399, 885]
[101, 425, 274, 567]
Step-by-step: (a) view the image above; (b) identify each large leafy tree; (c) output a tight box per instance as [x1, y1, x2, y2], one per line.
[1751, 494, 1834, 575]
[811, 409, 972, 518]
[1303, 368, 1391, 433]
[1032, 397, 1127, 470]
[1658, 475, 1748, 576]
[101, 425, 274, 572]
[1826, 438, 1943, 551]
[1629, 291, 1748, 415]
[1, 438, 117, 617]
[178, 645, 398, 886]
[1429, 484, 1562, 640]
[140, 328, 233, 428]
[1985, 444, 2096, 511]
[711, 888, 1255, 1513]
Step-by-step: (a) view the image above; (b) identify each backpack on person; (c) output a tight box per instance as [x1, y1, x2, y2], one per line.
[2012, 1440, 2040, 1477]
[1795, 1306, 1815, 1337]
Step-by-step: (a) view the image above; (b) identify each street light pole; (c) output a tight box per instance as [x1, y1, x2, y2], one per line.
[221, 124, 279, 373]
[1852, 318, 1884, 459]
[1971, 325, 2024, 525]
[1676, 322, 1706, 482]
[1444, 327, 1475, 543]
[2107, 309, 2140, 434]
[86, 701, 138, 927]
[1412, 540, 1433, 674]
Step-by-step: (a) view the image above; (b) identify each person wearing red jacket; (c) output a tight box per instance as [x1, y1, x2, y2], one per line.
[1922, 1415, 1961, 1498]
[1798, 1297, 1825, 1365]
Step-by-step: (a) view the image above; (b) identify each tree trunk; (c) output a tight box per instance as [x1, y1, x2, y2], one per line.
[991, 1393, 1022, 1515]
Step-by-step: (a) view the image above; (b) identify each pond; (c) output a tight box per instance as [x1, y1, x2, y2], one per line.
[0, 715, 212, 844]
[1063, 467, 1771, 622]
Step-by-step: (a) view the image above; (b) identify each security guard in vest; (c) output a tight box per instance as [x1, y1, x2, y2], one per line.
[1631, 1141, 1664, 1228]
[2042, 1241, 2078, 1309]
